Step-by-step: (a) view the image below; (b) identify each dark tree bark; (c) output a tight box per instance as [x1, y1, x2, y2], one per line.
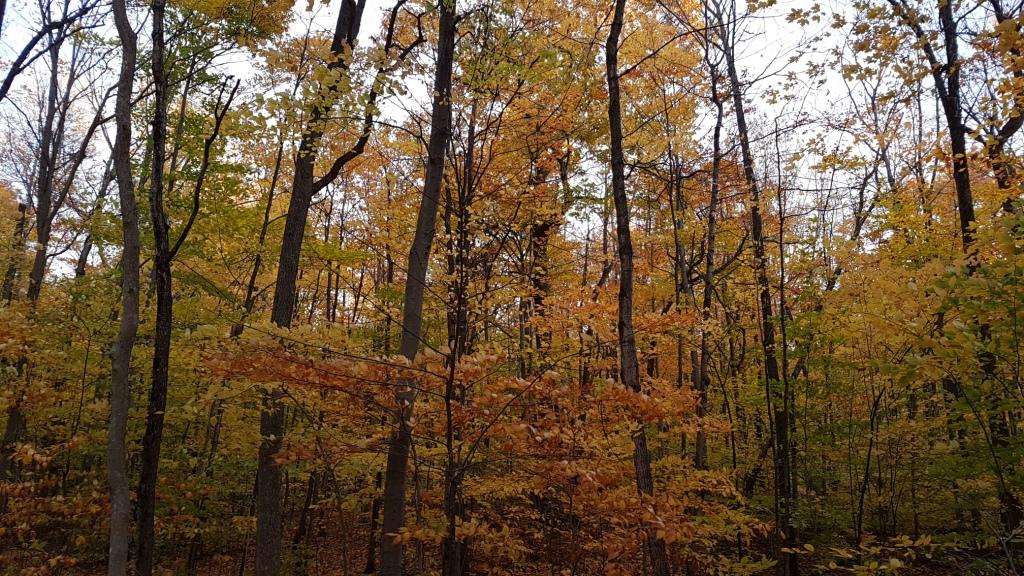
[271, 0, 366, 326]
[712, 0, 797, 572]
[696, 52, 724, 471]
[380, 3, 456, 575]
[135, 0, 170, 573]
[887, 0, 975, 251]
[259, 3, 366, 575]
[105, 0, 138, 572]
[606, 2, 671, 575]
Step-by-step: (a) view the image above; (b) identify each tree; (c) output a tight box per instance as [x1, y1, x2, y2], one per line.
[380, 2, 457, 576]
[105, 0, 137, 572]
[606, 2, 671, 575]
[708, 0, 798, 572]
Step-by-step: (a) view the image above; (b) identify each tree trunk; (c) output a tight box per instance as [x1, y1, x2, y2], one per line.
[606, 2, 671, 575]
[365, 470, 382, 574]
[136, 0, 171, 572]
[696, 55, 724, 470]
[106, 0, 138, 572]
[380, 3, 456, 575]
[717, 6, 798, 573]
[1, 202, 27, 302]
[259, 4, 366, 575]
[25, 31, 63, 303]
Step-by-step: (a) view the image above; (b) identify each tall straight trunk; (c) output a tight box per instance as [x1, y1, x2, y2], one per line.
[606, 2, 671, 575]
[439, 110, 478, 576]
[696, 59, 724, 470]
[380, 3, 456, 575]
[259, 4, 366, 575]
[106, 0, 138, 572]
[716, 5, 797, 573]
[136, 1, 170, 573]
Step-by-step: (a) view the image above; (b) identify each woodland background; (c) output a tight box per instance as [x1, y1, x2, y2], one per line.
[1, 0, 1023, 574]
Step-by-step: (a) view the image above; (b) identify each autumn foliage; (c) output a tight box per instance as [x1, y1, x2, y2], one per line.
[1, 0, 1023, 575]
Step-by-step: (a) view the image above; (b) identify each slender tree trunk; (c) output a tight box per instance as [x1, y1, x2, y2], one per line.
[258, 4, 366, 575]
[717, 7, 798, 573]
[380, 3, 456, 575]
[232, 139, 284, 337]
[365, 470, 382, 574]
[934, 1, 976, 254]
[696, 58, 724, 470]
[606, 2, 671, 575]
[106, 0, 138, 572]
[136, 0, 171, 572]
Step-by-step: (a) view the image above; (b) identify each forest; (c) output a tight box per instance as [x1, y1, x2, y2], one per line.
[1, 0, 1023, 573]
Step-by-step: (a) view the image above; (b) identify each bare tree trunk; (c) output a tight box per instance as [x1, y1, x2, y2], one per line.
[606, 2, 671, 575]
[380, 3, 456, 575]
[106, 0, 138, 572]
[136, 1, 170, 572]
[720, 17, 799, 576]
[696, 52, 724, 470]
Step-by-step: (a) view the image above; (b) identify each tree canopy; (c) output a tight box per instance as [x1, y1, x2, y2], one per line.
[1, 0, 1024, 574]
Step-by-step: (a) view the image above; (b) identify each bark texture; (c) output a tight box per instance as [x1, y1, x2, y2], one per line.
[380, 3, 457, 575]
[105, 0, 138, 572]
[606, 2, 671, 575]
